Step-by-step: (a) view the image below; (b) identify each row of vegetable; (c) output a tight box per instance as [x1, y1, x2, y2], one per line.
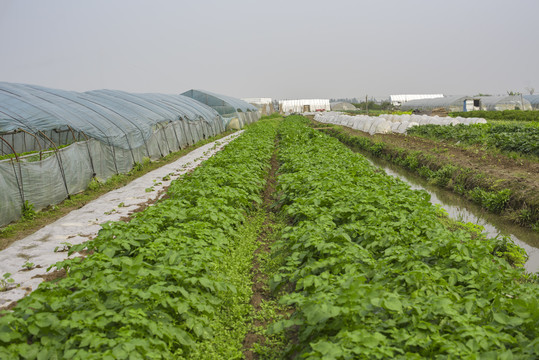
[0, 120, 278, 359]
[450, 110, 539, 122]
[1, 115, 538, 359]
[407, 122, 539, 158]
[269, 116, 539, 358]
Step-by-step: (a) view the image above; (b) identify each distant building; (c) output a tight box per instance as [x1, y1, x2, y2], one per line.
[390, 94, 444, 107]
[279, 99, 330, 113]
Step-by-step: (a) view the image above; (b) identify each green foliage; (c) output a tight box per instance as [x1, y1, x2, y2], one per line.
[21, 201, 35, 221]
[21, 262, 35, 270]
[401, 152, 420, 170]
[132, 161, 143, 172]
[316, 125, 530, 223]
[429, 164, 456, 187]
[0, 120, 279, 358]
[451, 110, 539, 122]
[260, 113, 283, 120]
[469, 188, 512, 213]
[407, 123, 539, 158]
[190, 211, 268, 358]
[0, 224, 14, 237]
[87, 177, 101, 191]
[351, 100, 392, 111]
[492, 236, 529, 268]
[369, 142, 385, 156]
[0, 273, 15, 291]
[269, 116, 539, 358]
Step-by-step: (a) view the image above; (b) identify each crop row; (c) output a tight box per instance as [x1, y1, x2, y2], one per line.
[407, 123, 539, 158]
[316, 124, 539, 227]
[270, 116, 539, 358]
[450, 110, 539, 122]
[0, 121, 278, 359]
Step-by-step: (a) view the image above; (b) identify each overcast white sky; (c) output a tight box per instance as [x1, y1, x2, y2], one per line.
[0, 0, 538, 100]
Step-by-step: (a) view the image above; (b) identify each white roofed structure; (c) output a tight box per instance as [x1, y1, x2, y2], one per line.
[242, 98, 273, 105]
[390, 94, 444, 106]
[242, 98, 275, 115]
[279, 99, 330, 113]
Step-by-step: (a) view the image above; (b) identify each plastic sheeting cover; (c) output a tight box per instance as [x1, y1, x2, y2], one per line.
[314, 112, 487, 135]
[477, 95, 532, 111]
[400, 95, 470, 111]
[524, 95, 539, 109]
[0, 82, 223, 149]
[181, 89, 258, 118]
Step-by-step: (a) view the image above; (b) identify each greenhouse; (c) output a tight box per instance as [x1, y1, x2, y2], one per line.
[242, 98, 275, 116]
[279, 99, 331, 113]
[0, 82, 251, 227]
[523, 95, 539, 110]
[330, 102, 356, 111]
[476, 95, 532, 111]
[181, 89, 260, 130]
[400, 95, 472, 112]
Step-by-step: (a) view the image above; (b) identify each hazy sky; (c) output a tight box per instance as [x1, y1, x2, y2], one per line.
[0, 0, 538, 100]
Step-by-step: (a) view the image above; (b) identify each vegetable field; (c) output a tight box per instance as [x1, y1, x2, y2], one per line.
[407, 123, 539, 158]
[1, 116, 539, 359]
[450, 110, 539, 122]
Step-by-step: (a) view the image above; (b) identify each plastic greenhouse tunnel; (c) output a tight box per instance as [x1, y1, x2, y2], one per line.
[0, 82, 258, 227]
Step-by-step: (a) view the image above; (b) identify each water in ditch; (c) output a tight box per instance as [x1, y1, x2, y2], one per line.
[355, 149, 539, 274]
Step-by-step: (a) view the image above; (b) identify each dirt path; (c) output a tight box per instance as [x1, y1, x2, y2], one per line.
[0, 132, 243, 309]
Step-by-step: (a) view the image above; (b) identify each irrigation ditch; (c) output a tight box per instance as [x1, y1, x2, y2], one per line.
[357, 150, 539, 273]
[314, 121, 539, 231]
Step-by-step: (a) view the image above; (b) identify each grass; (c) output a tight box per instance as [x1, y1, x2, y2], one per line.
[0, 130, 236, 250]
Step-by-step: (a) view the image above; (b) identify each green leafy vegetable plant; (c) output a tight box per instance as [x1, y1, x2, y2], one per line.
[268, 116, 539, 358]
[0, 273, 15, 291]
[0, 120, 279, 359]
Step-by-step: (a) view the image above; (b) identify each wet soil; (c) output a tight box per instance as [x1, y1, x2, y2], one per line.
[32, 268, 67, 282]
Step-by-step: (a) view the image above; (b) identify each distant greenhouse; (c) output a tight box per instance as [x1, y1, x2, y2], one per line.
[400, 95, 532, 112]
[477, 95, 531, 111]
[279, 99, 331, 113]
[400, 95, 472, 112]
[390, 94, 444, 106]
[524, 95, 539, 110]
[182, 89, 260, 129]
[331, 102, 356, 111]
[242, 98, 275, 116]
